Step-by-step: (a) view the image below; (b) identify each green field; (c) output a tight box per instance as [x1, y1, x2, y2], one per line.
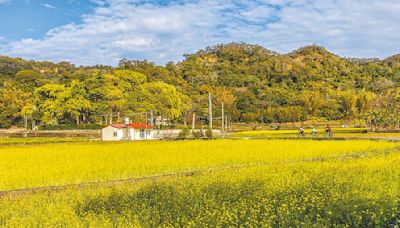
[0, 137, 90, 145]
[0, 139, 399, 226]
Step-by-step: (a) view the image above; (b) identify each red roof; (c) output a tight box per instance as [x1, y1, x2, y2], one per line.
[109, 123, 153, 129]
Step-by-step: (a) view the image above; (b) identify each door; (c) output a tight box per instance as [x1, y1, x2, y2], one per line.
[140, 129, 145, 139]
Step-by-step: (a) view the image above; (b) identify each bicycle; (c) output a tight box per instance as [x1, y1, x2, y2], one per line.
[311, 132, 318, 138]
[298, 131, 306, 138]
[324, 131, 333, 139]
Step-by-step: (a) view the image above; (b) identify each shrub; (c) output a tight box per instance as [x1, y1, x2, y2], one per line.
[205, 128, 213, 139]
[177, 128, 190, 139]
[192, 130, 201, 139]
[39, 124, 103, 130]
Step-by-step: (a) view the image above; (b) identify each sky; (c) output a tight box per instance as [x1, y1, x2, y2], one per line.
[0, 0, 399, 66]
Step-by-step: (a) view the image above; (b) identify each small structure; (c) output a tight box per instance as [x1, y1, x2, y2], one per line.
[102, 123, 154, 141]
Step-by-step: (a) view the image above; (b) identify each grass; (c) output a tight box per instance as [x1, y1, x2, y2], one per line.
[0, 140, 397, 191]
[0, 137, 90, 145]
[0, 142, 399, 226]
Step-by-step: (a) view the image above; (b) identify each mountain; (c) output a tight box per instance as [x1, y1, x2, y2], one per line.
[1, 42, 400, 128]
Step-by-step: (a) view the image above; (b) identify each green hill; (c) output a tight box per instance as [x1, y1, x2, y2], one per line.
[1, 43, 399, 128]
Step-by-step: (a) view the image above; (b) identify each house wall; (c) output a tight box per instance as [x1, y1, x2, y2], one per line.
[102, 126, 154, 141]
[102, 126, 124, 141]
[130, 129, 154, 140]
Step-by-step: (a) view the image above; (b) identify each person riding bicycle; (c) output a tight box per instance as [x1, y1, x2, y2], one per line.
[311, 127, 318, 137]
[299, 127, 305, 137]
[325, 124, 333, 138]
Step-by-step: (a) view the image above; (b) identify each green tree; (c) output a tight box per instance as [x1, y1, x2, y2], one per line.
[128, 82, 191, 121]
[34, 84, 66, 124]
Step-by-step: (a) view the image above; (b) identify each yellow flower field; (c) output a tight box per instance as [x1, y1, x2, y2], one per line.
[0, 139, 399, 226]
[0, 140, 397, 191]
[231, 128, 400, 139]
[0, 141, 399, 226]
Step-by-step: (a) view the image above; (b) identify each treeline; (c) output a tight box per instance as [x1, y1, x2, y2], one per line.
[1, 43, 400, 129]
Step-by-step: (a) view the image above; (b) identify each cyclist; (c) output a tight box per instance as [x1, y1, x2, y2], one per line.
[324, 124, 333, 138]
[311, 127, 318, 138]
[299, 127, 305, 138]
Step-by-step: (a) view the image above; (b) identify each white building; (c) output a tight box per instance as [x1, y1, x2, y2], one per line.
[102, 123, 154, 141]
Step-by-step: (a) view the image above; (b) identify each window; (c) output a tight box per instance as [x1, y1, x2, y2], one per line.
[113, 132, 117, 137]
[140, 129, 145, 139]
[147, 130, 151, 135]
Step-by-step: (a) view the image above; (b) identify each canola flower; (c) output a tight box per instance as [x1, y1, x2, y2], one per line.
[0, 146, 399, 227]
[0, 140, 397, 191]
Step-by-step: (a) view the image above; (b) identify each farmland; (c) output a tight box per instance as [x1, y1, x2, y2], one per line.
[231, 128, 400, 139]
[0, 139, 400, 226]
[0, 137, 90, 145]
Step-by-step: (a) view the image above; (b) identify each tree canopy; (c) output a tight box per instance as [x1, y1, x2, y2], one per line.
[1, 42, 400, 128]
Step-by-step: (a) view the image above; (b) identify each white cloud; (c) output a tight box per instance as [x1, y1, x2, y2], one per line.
[2, 0, 400, 65]
[42, 3, 57, 9]
[0, 0, 10, 4]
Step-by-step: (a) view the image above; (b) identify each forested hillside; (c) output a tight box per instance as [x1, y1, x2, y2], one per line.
[1, 43, 400, 129]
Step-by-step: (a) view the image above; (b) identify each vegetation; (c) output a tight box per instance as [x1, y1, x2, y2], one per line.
[0, 137, 89, 145]
[0, 140, 399, 226]
[2, 43, 400, 129]
[177, 127, 190, 139]
[232, 128, 369, 138]
[0, 140, 396, 191]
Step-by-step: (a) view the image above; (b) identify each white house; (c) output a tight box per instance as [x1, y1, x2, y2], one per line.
[102, 123, 154, 141]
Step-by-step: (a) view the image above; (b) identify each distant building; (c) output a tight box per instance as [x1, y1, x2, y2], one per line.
[102, 123, 154, 141]
[155, 116, 170, 126]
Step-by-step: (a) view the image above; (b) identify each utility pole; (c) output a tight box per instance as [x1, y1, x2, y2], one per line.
[24, 115, 28, 130]
[183, 111, 187, 127]
[150, 110, 154, 126]
[208, 93, 212, 130]
[192, 113, 196, 132]
[221, 102, 225, 137]
[32, 119, 36, 131]
[225, 115, 228, 133]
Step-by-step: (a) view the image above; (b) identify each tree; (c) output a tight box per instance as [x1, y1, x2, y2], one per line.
[34, 84, 66, 124]
[63, 80, 91, 124]
[112, 69, 146, 92]
[0, 81, 33, 127]
[34, 81, 91, 124]
[15, 70, 42, 92]
[300, 91, 325, 117]
[339, 91, 357, 120]
[128, 82, 191, 121]
[357, 90, 375, 115]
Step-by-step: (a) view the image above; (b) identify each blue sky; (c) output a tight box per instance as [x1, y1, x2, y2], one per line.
[0, 0, 97, 40]
[0, 0, 400, 66]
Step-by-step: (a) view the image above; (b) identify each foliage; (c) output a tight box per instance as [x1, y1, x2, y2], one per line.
[2, 42, 400, 128]
[192, 130, 201, 139]
[205, 128, 213, 138]
[177, 127, 190, 139]
[128, 81, 191, 120]
[39, 124, 103, 130]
